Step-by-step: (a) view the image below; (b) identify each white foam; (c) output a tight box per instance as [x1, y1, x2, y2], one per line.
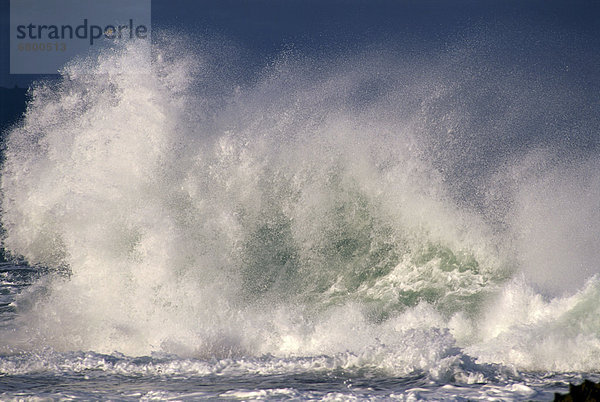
[1, 36, 599, 377]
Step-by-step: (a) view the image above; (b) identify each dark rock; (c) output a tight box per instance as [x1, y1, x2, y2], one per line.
[554, 380, 600, 402]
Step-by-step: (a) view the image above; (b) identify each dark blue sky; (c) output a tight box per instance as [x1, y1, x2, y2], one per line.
[1, 0, 599, 87]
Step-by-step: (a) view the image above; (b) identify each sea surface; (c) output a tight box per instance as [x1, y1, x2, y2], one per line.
[1, 30, 599, 400]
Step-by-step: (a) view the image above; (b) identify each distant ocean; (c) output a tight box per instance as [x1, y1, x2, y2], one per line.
[1, 28, 599, 400]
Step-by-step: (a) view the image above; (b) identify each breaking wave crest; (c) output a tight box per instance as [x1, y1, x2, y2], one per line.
[1, 36, 599, 375]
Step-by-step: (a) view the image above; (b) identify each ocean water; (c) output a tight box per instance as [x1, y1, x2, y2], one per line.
[1, 34, 599, 400]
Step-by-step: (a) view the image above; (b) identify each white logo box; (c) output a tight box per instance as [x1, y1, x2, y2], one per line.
[10, 0, 151, 74]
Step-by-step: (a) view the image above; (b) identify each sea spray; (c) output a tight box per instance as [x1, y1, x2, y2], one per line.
[1, 36, 599, 376]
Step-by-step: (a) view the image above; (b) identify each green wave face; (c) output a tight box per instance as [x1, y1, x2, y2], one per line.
[231, 160, 507, 322]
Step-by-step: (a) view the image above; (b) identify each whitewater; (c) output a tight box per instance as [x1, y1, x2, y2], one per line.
[1, 35, 599, 400]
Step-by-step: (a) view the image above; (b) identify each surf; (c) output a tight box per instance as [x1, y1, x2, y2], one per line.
[1, 35, 599, 376]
